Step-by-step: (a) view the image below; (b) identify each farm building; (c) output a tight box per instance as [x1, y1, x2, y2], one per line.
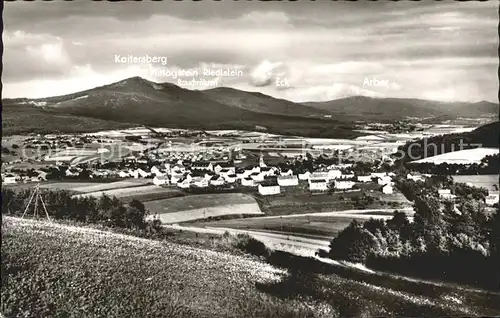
[258, 182, 280, 196]
[241, 177, 257, 187]
[309, 179, 329, 191]
[382, 184, 393, 194]
[153, 176, 169, 186]
[357, 175, 372, 183]
[277, 175, 299, 187]
[334, 181, 355, 190]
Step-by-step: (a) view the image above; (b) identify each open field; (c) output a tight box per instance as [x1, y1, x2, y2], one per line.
[192, 208, 414, 238]
[71, 179, 150, 193]
[148, 205, 264, 224]
[72, 185, 183, 201]
[451, 174, 499, 192]
[254, 190, 410, 215]
[412, 147, 499, 165]
[194, 216, 354, 238]
[145, 193, 263, 223]
[3, 217, 498, 317]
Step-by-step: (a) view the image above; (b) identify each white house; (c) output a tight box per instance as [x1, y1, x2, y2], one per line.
[118, 171, 130, 178]
[327, 170, 342, 180]
[153, 176, 169, 186]
[485, 193, 499, 206]
[170, 174, 183, 184]
[65, 168, 81, 177]
[438, 189, 456, 201]
[245, 165, 261, 175]
[258, 183, 280, 196]
[382, 183, 393, 194]
[224, 174, 237, 184]
[298, 171, 311, 180]
[241, 177, 256, 187]
[357, 176, 372, 183]
[407, 173, 424, 182]
[210, 175, 225, 186]
[260, 166, 278, 177]
[214, 163, 234, 175]
[340, 173, 355, 180]
[151, 166, 165, 177]
[309, 171, 329, 181]
[334, 181, 355, 190]
[250, 172, 265, 182]
[280, 168, 294, 176]
[277, 175, 299, 187]
[377, 176, 393, 185]
[309, 179, 329, 191]
[2, 174, 17, 184]
[192, 177, 209, 188]
[177, 178, 191, 189]
[135, 168, 150, 178]
[371, 172, 387, 179]
[192, 162, 213, 171]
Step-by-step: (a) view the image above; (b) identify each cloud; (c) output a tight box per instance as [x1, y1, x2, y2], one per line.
[2, 1, 497, 103]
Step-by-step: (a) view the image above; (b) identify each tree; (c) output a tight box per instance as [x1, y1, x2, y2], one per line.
[329, 220, 380, 263]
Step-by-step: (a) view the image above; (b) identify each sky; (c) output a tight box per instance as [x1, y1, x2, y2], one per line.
[2, 0, 498, 103]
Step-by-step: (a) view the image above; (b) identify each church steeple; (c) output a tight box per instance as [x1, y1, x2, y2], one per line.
[259, 154, 267, 168]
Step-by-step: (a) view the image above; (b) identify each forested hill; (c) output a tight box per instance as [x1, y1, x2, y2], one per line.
[394, 121, 500, 164]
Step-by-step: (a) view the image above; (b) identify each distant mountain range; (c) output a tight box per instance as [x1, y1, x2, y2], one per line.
[304, 96, 499, 122]
[3, 76, 498, 136]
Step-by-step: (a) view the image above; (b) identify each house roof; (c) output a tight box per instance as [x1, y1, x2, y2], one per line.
[260, 181, 279, 187]
[278, 175, 297, 180]
[310, 179, 327, 183]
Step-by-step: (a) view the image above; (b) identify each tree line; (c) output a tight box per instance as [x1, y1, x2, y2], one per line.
[1, 188, 167, 238]
[328, 175, 500, 290]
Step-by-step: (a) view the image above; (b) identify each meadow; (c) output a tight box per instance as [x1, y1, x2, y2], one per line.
[144, 193, 263, 223]
[71, 184, 182, 201]
[3, 217, 498, 317]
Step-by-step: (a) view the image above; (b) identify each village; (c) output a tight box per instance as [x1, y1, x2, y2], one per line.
[2, 127, 498, 210]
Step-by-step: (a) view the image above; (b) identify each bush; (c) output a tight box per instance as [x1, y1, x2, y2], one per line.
[233, 234, 271, 258]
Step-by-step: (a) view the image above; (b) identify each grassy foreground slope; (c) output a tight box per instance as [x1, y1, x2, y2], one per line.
[2, 217, 497, 317]
[1, 217, 314, 318]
